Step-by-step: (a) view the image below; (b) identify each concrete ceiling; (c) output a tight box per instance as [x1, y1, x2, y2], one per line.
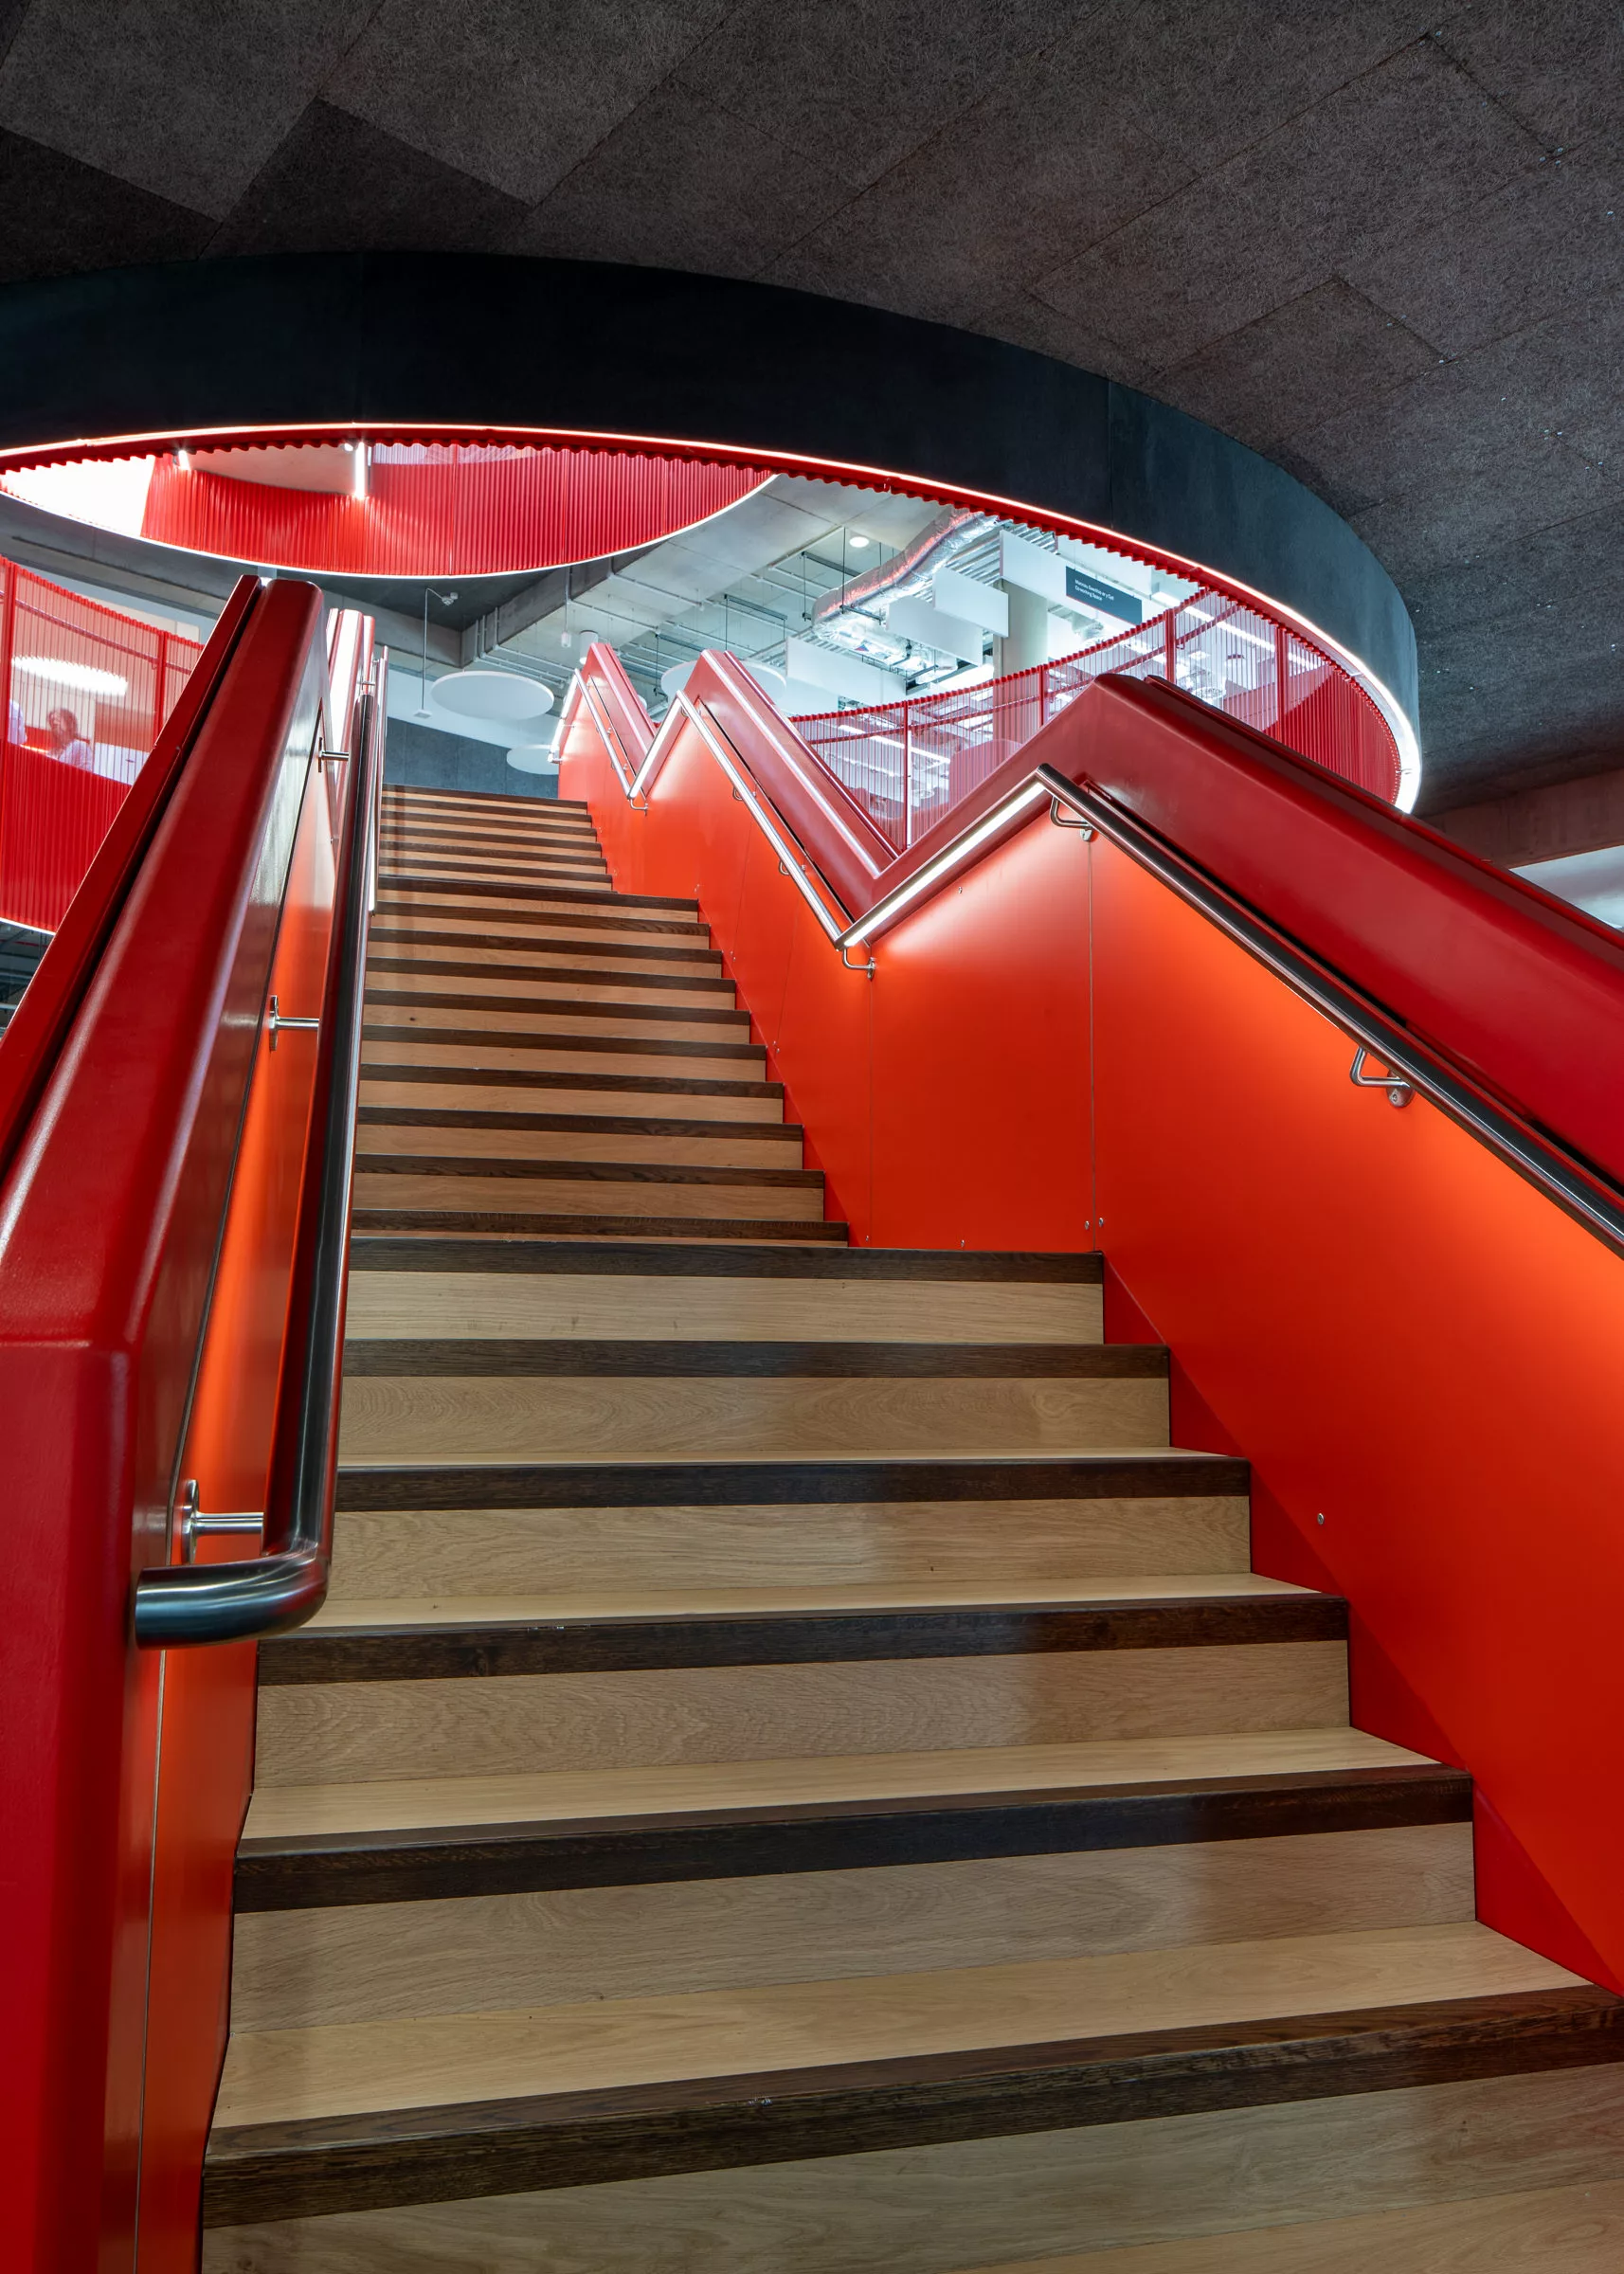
[0, 3, 1618, 810]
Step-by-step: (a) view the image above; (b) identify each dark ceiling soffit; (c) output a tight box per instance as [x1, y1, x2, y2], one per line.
[0, 253, 1416, 725]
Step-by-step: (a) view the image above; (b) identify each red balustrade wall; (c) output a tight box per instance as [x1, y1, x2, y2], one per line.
[563, 652, 1624, 1993]
[0, 558, 205, 934]
[0, 581, 330, 2272]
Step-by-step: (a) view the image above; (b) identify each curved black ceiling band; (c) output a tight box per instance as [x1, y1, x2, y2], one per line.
[0, 252, 1416, 727]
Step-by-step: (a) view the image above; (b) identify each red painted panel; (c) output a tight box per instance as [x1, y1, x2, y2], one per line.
[1069, 677, 1624, 1193]
[1088, 836, 1624, 1983]
[0, 581, 326, 2272]
[139, 446, 769, 577]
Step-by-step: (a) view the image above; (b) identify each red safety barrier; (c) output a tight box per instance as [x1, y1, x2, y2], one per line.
[795, 586, 1404, 840]
[563, 642, 1624, 1998]
[0, 579, 348, 2271]
[0, 559, 205, 933]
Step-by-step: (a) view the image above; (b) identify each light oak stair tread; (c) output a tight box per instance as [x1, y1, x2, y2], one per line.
[244, 1728, 1438, 1840]
[963, 2180, 1624, 2273]
[335, 1442, 1220, 1471]
[302, 1575, 1312, 1628]
[347, 1238, 1100, 1281]
[213, 1923, 1579, 2125]
[343, 1269, 1100, 1341]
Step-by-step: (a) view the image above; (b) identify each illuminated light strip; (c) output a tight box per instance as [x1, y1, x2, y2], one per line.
[837, 780, 1051, 948]
[628, 699, 688, 800]
[575, 672, 643, 797]
[708, 655, 888, 879]
[671, 694, 847, 944]
[0, 419, 1415, 800]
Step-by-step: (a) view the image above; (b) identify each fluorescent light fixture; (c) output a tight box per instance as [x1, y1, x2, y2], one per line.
[175, 446, 191, 472]
[14, 655, 128, 696]
[352, 442, 368, 501]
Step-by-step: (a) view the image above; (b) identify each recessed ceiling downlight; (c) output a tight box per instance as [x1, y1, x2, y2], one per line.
[429, 670, 554, 724]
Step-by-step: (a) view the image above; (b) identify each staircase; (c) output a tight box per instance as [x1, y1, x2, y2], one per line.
[202, 785, 1624, 2270]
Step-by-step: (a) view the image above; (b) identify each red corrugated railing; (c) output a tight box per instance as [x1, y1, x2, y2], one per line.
[0, 561, 206, 932]
[794, 586, 1403, 849]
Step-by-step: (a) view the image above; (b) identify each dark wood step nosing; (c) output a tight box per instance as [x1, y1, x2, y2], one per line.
[384, 787, 590, 813]
[355, 1107, 802, 1143]
[365, 988, 749, 1029]
[334, 1453, 1249, 1510]
[200, 1987, 1624, 2224]
[360, 1063, 783, 1101]
[379, 871, 695, 912]
[367, 928, 721, 967]
[351, 1161, 822, 1191]
[381, 827, 604, 848]
[261, 1593, 1345, 1687]
[364, 1024, 765, 1064]
[338, 1339, 1162, 1377]
[349, 1212, 846, 1240]
[346, 1236, 1102, 1280]
[366, 956, 734, 994]
[382, 860, 614, 885]
[233, 1764, 1471, 1912]
[370, 906, 710, 939]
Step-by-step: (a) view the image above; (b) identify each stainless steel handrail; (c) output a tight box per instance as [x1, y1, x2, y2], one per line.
[134, 679, 382, 1646]
[1037, 763, 1624, 1260]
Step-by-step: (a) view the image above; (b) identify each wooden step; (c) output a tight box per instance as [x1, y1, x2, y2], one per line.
[367, 956, 735, 1002]
[325, 1472, 1246, 1605]
[362, 1031, 767, 1080]
[958, 2182, 1624, 2272]
[370, 902, 712, 944]
[335, 1345, 1168, 1460]
[202, 1924, 1605, 2224]
[353, 1110, 803, 1168]
[234, 1725, 1467, 1911]
[199, 2065, 1624, 2270]
[364, 992, 751, 1040]
[252, 1636, 1342, 1788]
[383, 786, 590, 817]
[367, 925, 722, 972]
[380, 851, 613, 885]
[378, 874, 695, 913]
[264, 1579, 1343, 1685]
[360, 1068, 787, 1121]
[344, 1246, 1098, 1335]
[351, 1169, 824, 1227]
[379, 822, 600, 850]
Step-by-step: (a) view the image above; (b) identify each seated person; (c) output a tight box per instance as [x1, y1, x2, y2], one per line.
[46, 707, 94, 768]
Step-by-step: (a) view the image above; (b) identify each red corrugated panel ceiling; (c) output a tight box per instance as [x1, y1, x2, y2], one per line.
[139, 444, 770, 575]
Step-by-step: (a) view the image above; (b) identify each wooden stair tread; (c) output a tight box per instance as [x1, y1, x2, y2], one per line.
[298, 1575, 1314, 1629]
[347, 1236, 1100, 1279]
[265, 1581, 1342, 1683]
[960, 2180, 1624, 2274]
[212, 1924, 1579, 2129]
[243, 1728, 1436, 1842]
[340, 1339, 1149, 1375]
[351, 1158, 819, 1187]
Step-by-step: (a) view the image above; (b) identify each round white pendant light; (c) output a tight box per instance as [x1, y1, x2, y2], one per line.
[430, 670, 554, 724]
[506, 742, 559, 773]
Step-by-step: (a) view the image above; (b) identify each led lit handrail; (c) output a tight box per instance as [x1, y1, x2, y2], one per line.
[133, 661, 382, 1645]
[566, 640, 1624, 1258]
